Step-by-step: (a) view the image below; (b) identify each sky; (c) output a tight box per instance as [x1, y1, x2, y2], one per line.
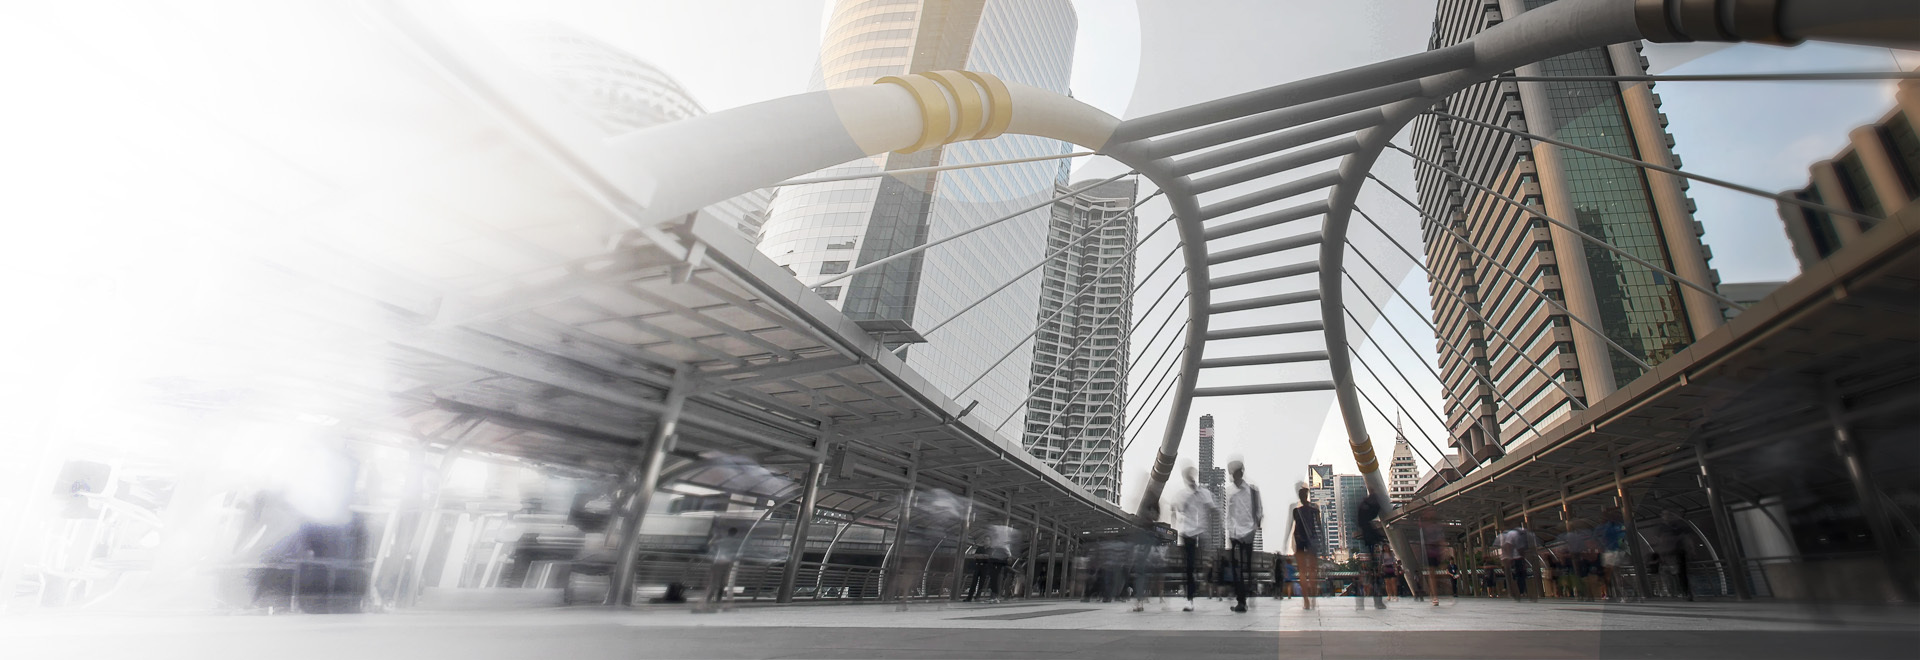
[450, 1, 1913, 512]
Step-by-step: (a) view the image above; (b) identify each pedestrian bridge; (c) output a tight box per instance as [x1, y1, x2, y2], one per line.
[4, 0, 1917, 616]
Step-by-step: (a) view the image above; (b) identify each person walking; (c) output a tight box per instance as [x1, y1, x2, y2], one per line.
[1172, 467, 1217, 611]
[1356, 498, 1387, 610]
[1499, 521, 1537, 602]
[1446, 559, 1461, 598]
[1126, 505, 1159, 612]
[1286, 485, 1323, 610]
[1652, 510, 1695, 601]
[1418, 509, 1445, 606]
[1223, 460, 1263, 613]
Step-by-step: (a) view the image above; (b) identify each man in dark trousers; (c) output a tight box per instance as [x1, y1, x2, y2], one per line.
[1171, 466, 1217, 611]
[1223, 460, 1262, 613]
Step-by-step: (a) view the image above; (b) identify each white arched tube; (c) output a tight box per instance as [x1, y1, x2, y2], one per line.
[612, 73, 1118, 226]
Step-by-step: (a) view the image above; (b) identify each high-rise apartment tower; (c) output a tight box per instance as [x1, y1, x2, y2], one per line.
[1024, 178, 1137, 503]
[1198, 415, 1227, 548]
[1388, 419, 1418, 506]
[758, 0, 1079, 433]
[1410, 0, 1725, 465]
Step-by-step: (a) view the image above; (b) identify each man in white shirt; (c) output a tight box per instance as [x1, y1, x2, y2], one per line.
[1172, 466, 1217, 611]
[1499, 522, 1536, 602]
[1224, 460, 1262, 613]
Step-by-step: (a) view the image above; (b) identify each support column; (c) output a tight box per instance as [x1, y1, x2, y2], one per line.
[1024, 517, 1041, 599]
[883, 442, 923, 602]
[1048, 523, 1063, 597]
[1694, 445, 1752, 600]
[607, 373, 690, 606]
[776, 453, 826, 603]
[1825, 384, 1916, 602]
[1610, 448, 1654, 600]
[948, 480, 975, 601]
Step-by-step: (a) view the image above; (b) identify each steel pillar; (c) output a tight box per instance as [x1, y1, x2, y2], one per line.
[606, 374, 690, 606]
[883, 442, 922, 602]
[948, 481, 975, 601]
[776, 456, 825, 603]
[1825, 384, 1917, 602]
[1610, 449, 1654, 600]
[1694, 445, 1752, 599]
[1024, 517, 1041, 598]
[1048, 523, 1063, 596]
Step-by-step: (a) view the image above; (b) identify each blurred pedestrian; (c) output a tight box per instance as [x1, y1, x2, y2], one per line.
[1652, 510, 1694, 601]
[1598, 508, 1626, 601]
[1287, 485, 1324, 609]
[1356, 498, 1387, 609]
[891, 488, 964, 609]
[1172, 467, 1217, 611]
[1447, 559, 1461, 598]
[1224, 460, 1263, 613]
[696, 522, 744, 613]
[1127, 505, 1159, 611]
[1418, 509, 1445, 606]
[1381, 549, 1401, 601]
[1499, 521, 1537, 602]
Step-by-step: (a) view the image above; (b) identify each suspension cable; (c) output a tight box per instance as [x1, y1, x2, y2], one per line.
[1007, 294, 1190, 435]
[1386, 142, 1747, 311]
[1426, 110, 1879, 228]
[955, 213, 1180, 398]
[772, 151, 1096, 187]
[914, 190, 1168, 340]
[1339, 307, 1451, 432]
[815, 170, 1139, 288]
[1346, 303, 1554, 447]
[1491, 71, 1920, 83]
[1342, 265, 1559, 465]
[1363, 175, 1655, 372]
[1350, 384, 1456, 488]
[1348, 206, 1589, 410]
[1120, 352, 1186, 455]
[1042, 318, 1191, 471]
[1339, 265, 1501, 464]
[1124, 321, 1188, 424]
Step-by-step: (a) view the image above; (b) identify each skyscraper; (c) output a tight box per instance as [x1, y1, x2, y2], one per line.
[1410, 0, 1725, 465]
[1777, 78, 1920, 268]
[1334, 475, 1368, 558]
[1388, 419, 1418, 506]
[1305, 464, 1338, 556]
[1024, 178, 1137, 503]
[759, 0, 1079, 432]
[1197, 415, 1227, 549]
[507, 25, 769, 239]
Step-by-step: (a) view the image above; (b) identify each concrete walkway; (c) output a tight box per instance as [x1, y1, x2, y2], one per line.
[5, 597, 1915, 659]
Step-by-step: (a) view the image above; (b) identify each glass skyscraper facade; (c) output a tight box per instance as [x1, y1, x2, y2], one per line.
[1410, 0, 1723, 464]
[1024, 178, 1136, 503]
[759, 0, 1079, 439]
[504, 25, 769, 239]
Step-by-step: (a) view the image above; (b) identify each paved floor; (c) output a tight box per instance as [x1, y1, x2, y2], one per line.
[5, 597, 1915, 659]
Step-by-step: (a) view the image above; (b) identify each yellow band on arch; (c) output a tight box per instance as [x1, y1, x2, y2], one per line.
[876, 74, 952, 153]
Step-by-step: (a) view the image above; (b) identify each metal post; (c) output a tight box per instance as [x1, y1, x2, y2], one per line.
[1694, 445, 1751, 600]
[1049, 523, 1063, 596]
[1025, 519, 1041, 598]
[948, 480, 975, 601]
[1610, 449, 1654, 601]
[606, 373, 691, 606]
[776, 455, 826, 603]
[883, 442, 922, 602]
[1824, 383, 1915, 602]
